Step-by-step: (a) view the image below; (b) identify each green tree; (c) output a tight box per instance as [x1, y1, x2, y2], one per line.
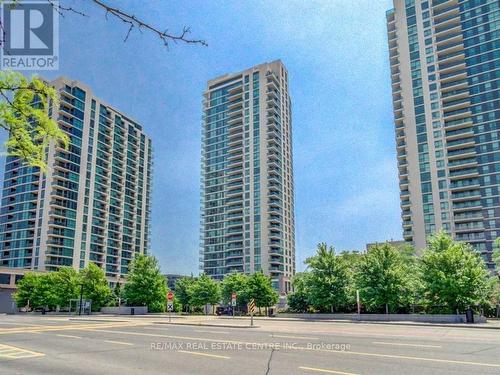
[188, 274, 221, 312]
[305, 243, 353, 313]
[175, 276, 195, 313]
[0, 71, 68, 169]
[420, 231, 491, 313]
[79, 263, 112, 311]
[246, 272, 279, 313]
[52, 267, 79, 308]
[493, 238, 500, 270]
[287, 272, 310, 312]
[14, 270, 79, 310]
[124, 254, 168, 313]
[221, 273, 249, 306]
[34, 273, 59, 309]
[14, 272, 42, 309]
[356, 243, 415, 314]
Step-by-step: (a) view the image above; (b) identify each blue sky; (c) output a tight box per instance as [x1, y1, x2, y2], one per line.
[8, 0, 401, 274]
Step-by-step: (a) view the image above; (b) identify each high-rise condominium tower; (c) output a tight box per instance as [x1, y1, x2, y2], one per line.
[0, 77, 152, 280]
[387, 0, 498, 268]
[200, 60, 295, 292]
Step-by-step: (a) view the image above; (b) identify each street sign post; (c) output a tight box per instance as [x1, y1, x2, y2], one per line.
[231, 292, 237, 318]
[356, 290, 361, 315]
[167, 291, 174, 322]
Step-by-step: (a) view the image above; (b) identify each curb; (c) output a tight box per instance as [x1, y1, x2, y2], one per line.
[153, 321, 259, 329]
[217, 316, 500, 330]
[68, 318, 130, 323]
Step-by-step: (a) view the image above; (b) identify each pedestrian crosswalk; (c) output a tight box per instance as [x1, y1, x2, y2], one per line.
[0, 343, 44, 360]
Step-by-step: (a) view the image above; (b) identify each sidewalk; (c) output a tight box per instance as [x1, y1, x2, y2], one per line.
[216, 315, 500, 330]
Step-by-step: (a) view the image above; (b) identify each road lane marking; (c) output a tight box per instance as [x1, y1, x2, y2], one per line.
[178, 350, 230, 359]
[0, 321, 149, 335]
[0, 343, 44, 360]
[56, 334, 82, 339]
[83, 328, 500, 369]
[373, 341, 442, 348]
[299, 366, 359, 375]
[195, 330, 230, 334]
[271, 334, 319, 340]
[104, 340, 133, 346]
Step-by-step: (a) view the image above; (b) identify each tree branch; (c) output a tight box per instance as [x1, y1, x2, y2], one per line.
[47, 0, 88, 17]
[90, 0, 207, 47]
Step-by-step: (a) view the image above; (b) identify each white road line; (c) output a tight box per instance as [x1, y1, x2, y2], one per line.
[195, 330, 230, 334]
[0, 343, 45, 360]
[56, 334, 82, 339]
[271, 334, 319, 340]
[104, 340, 134, 346]
[372, 341, 442, 348]
[84, 328, 500, 369]
[178, 350, 230, 359]
[299, 366, 359, 375]
[143, 326, 169, 331]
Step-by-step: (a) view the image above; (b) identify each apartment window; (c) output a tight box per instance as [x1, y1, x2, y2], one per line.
[421, 182, 432, 193]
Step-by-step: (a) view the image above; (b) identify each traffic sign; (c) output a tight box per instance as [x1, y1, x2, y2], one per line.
[248, 299, 256, 313]
[248, 299, 256, 327]
[231, 292, 237, 307]
[167, 301, 174, 312]
[167, 291, 174, 301]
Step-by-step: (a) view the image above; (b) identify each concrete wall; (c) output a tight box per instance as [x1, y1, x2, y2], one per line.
[100, 306, 148, 315]
[0, 289, 17, 314]
[279, 313, 487, 324]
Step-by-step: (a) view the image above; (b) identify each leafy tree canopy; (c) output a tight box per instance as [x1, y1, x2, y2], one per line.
[246, 272, 279, 308]
[420, 231, 491, 313]
[188, 274, 221, 308]
[174, 276, 195, 311]
[0, 71, 68, 169]
[221, 272, 249, 306]
[356, 243, 416, 313]
[80, 262, 112, 311]
[304, 243, 354, 312]
[124, 254, 167, 313]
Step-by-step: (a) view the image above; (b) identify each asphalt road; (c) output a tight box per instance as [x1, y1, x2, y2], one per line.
[0, 314, 499, 374]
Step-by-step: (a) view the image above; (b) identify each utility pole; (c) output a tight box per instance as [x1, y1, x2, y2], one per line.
[356, 290, 361, 315]
[78, 283, 84, 316]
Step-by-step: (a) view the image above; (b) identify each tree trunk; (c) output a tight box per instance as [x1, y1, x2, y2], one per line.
[385, 303, 389, 315]
[331, 305, 334, 313]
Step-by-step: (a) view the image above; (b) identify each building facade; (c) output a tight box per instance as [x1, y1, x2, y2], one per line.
[387, 0, 499, 268]
[0, 77, 153, 280]
[366, 240, 407, 251]
[200, 60, 295, 292]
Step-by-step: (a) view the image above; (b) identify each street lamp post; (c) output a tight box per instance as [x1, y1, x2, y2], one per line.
[78, 283, 84, 316]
